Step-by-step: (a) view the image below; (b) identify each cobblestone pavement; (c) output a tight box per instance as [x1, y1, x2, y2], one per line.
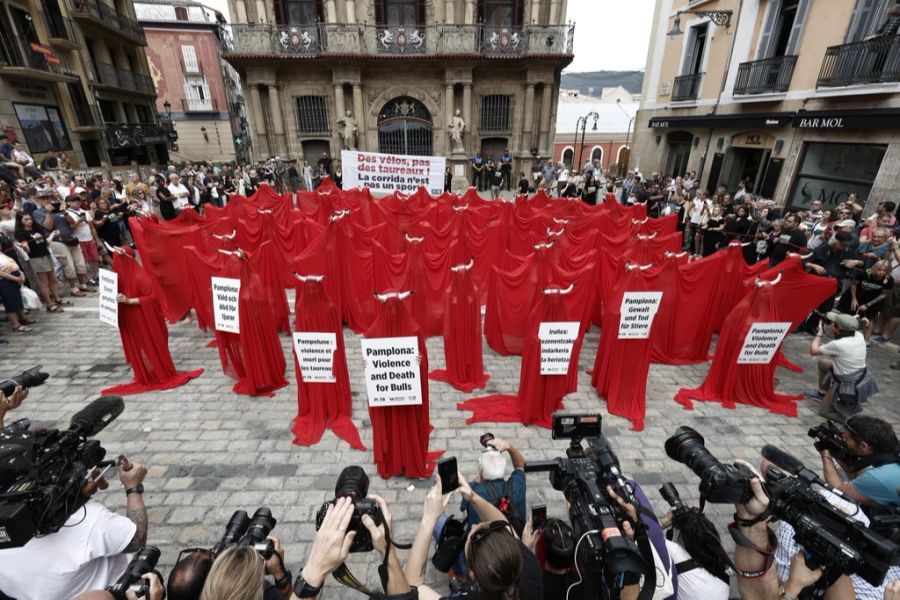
[2, 292, 899, 597]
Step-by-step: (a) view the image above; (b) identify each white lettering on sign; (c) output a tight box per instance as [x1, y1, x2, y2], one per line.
[211, 276, 240, 334]
[765, 119, 780, 126]
[342, 150, 446, 195]
[798, 117, 845, 129]
[737, 322, 792, 364]
[293, 332, 337, 383]
[618, 292, 664, 339]
[98, 269, 118, 329]
[538, 322, 580, 375]
[360, 336, 423, 407]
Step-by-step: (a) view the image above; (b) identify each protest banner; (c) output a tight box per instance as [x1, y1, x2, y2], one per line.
[341, 150, 445, 195]
[360, 336, 422, 407]
[737, 323, 792, 364]
[98, 269, 118, 329]
[538, 322, 580, 375]
[293, 332, 337, 383]
[211, 276, 240, 334]
[618, 292, 663, 339]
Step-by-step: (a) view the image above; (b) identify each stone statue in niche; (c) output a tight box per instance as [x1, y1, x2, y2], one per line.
[336, 110, 358, 150]
[448, 108, 466, 154]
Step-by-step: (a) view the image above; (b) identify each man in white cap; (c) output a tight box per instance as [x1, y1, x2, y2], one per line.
[806, 311, 878, 420]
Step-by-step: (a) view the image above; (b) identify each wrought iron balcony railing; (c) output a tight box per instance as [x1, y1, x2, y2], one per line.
[71, 102, 103, 128]
[0, 35, 78, 78]
[818, 34, 900, 87]
[225, 22, 575, 58]
[94, 61, 156, 95]
[182, 98, 219, 112]
[71, 0, 146, 44]
[45, 13, 79, 45]
[672, 72, 704, 101]
[734, 55, 797, 95]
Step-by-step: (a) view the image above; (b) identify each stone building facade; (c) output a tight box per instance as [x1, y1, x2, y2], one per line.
[223, 0, 574, 175]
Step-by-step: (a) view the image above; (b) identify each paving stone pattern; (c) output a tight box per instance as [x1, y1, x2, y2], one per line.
[2, 295, 899, 597]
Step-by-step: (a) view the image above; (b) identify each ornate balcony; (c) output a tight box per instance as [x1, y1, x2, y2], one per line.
[71, 0, 146, 45]
[672, 72, 704, 102]
[0, 35, 78, 82]
[817, 34, 900, 88]
[105, 122, 166, 149]
[224, 23, 575, 59]
[182, 98, 219, 112]
[94, 61, 156, 96]
[733, 55, 797, 95]
[45, 13, 80, 49]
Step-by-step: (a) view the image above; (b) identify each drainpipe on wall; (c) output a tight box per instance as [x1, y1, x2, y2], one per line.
[698, 0, 743, 188]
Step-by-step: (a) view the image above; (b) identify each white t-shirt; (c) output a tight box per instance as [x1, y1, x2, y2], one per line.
[689, 198, 707, 224]
[665, 540, 730, 600]
[558, 168, 569, 183]
[820, 331, 867, 375]
[167, 182, 190, 210]
[66, 208, 94, 242]
[0, 501, 136, 600]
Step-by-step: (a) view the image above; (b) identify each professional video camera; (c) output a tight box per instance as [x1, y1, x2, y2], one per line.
[211, 507, 277, 559]
[525, 413, 646, 590]
[315, 465, 384, 553]
[0, 366, 49, 398]
[0, 395, 124, 549]
[106, 546, 161, 600]
[807, 420, 853, 464]
[665, 426, 755, 505]
[761, 444, 900, 590]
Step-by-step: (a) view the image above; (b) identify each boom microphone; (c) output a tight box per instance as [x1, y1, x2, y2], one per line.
[761, 444, 806, 475]
[69, 396, 125, 437]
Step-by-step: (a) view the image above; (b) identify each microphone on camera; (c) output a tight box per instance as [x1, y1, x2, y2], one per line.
[762, 444, 839, 492]
[69, 396, 125, 437]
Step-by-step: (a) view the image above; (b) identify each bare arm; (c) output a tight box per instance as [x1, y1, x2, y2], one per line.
[119, 461, 148, 553]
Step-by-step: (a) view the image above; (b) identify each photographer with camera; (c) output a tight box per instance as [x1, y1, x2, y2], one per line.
[0, 384, 27, 428]
[817, 415, 900, 509]
[0, 457, 149, 600]
[72, 571, 165, 600]
[461, 435, 527, 535]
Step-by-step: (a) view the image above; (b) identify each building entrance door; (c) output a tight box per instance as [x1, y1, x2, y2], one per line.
[377, 96, 433, 156]
[664, 131, 693, 178]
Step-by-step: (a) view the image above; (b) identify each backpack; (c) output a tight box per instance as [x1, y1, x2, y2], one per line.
[481, 480, 525, 535]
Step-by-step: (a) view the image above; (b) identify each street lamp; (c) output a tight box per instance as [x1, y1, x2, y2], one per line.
[163, 100, 171, 120]
[201, 126, 209, 142]
[575, 111, 599, 172]
[616, 99, 635, 177]
[667, 10, 733, 36]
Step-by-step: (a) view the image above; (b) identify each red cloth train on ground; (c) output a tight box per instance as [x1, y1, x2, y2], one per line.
[364, 293, 443, 479]
[291, 277, 365, 450]
[101, 248, 203, 396]
[457, 283, 585, 428]
[429, 260, 490, 392]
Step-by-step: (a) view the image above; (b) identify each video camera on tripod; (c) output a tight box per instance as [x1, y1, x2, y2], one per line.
[524, 413, 646, 591]
[0, 394, 124, 549]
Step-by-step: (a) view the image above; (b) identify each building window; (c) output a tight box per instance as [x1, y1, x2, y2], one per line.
[681, 23, 708, 75]
[295, 95, 329, 134]
[136, 104, 153, 123]
[99, 100, 118, 123]
[183, 74, 212, 110]
[561, 147, 574, 168]
[757, 0, 810, 57]
[375, 0, 423, 26]
[480, 95, 511, 131]
[175, 5, 188, 20]
[478, 0, 524, 27]
[787, 142, 887, 210]
[846, 0, 899, 42]
[12, 103, 72, 152]
[590, 146, 603, 164]
[181, 45, 200, 73]
[281, 0, 322, 24]
[377, 96, 432, 156]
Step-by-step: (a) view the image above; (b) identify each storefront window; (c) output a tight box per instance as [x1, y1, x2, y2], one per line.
[13, 103, 72, 153]
[787, 141, 886, 210]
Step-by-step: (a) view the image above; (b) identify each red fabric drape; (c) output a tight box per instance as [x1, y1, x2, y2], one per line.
[249, 240, 292, 334]
[364, 296, 442, 479]
[101, 249, 203, 395]
[292, 279, 365, 450]
[429, 266, 490, 392]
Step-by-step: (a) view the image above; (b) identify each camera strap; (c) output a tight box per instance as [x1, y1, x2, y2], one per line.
[330, 525, 412, 599]
[725, 521, 778, 578]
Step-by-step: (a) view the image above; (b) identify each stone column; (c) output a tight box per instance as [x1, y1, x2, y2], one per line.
[548, 0, 559, 24]
[268, 84, 285, 154]
[352, 83, 365, 151]
[530, 0, 540, 24]
[538, 83, 552, 153]
[521, 83, 535, 154]
[249, 85, 269, 157]
[445, 0, 455, 23]
[444, 83, 454, 155]
[234, 0, 247, 22]
[334, 84, 346, 120]
[433, 0, 443, 25]
[462, 83, 472, 153]
[464, 0, 474, 24]
[345, 0, 356, 23]
[325, 0, 337, 22]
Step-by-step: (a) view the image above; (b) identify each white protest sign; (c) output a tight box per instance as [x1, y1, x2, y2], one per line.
[618, 291, 664, 339]
[538, 322, 580, 375]
[98, 269, 119, 329]
[360, 336, 422, 407]
[211, 276, 240, 333]
[293, 332, 337, 383]
[737, 322, 792, 364]
[342, 150, 446, 195]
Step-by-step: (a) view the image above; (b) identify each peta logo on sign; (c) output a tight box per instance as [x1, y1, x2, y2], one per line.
[798, 117, 845, 129]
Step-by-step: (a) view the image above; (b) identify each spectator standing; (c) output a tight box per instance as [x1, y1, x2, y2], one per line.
[302, 160, 313, 191]
[460, 437, 526, 534]
[471, 151, 486, 191]
[14, 210, 64, 311]
[768, 213, 808, 267]
[873, 236, 900, 345]
[66, 193, 100, 283]
[287, 161, 300, 193]
[34, 193, 91, 296]
[837, 260, 893, 342]
[93, 197, 123, 249]
[444, 165, 452, 193]
[541, 160, 557, 193]
[39, 150, 59, 172]
[500, 148, 513, 191]
[0, 244, 30, 333]
[556, 163, 569, 197]
[167, 174, 191, 212]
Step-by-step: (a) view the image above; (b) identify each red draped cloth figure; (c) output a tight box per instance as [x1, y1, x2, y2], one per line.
[429, 259, 490, 392]
[101, 247, 204, 395]
[215, 251, 288, 397]
[365, 291, 442, 479]
[458, 283, 584, 428]
[291, 275, 365, 450]
[674, 278, 801, 415]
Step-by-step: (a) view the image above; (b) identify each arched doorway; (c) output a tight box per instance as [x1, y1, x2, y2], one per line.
[378, 96, 433, 156]
[562, 147, 574, 168]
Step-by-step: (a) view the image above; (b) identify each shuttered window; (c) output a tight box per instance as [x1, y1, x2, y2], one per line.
[295, 95, 329, 134]
[181, 45, 200, 73]
[480, 94, 511, 131]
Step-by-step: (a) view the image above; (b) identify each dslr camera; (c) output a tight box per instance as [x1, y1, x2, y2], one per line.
[106, 546, 161, 599]
[0, 395, 123, 548]
[0, 366, 49, 398]
[525, 413, 646, 587]
[211, 506, 278, 559]
[808, 420, 853, 464]
[665, 426, 755, 504]
[315, 466, 383, 553]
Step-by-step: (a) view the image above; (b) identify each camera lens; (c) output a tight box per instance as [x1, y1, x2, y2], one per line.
[212, 510, 250, 556]
[334, 465, 369, 500]
[665, 426, 751, 504]
[244, 507, 276, 544]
